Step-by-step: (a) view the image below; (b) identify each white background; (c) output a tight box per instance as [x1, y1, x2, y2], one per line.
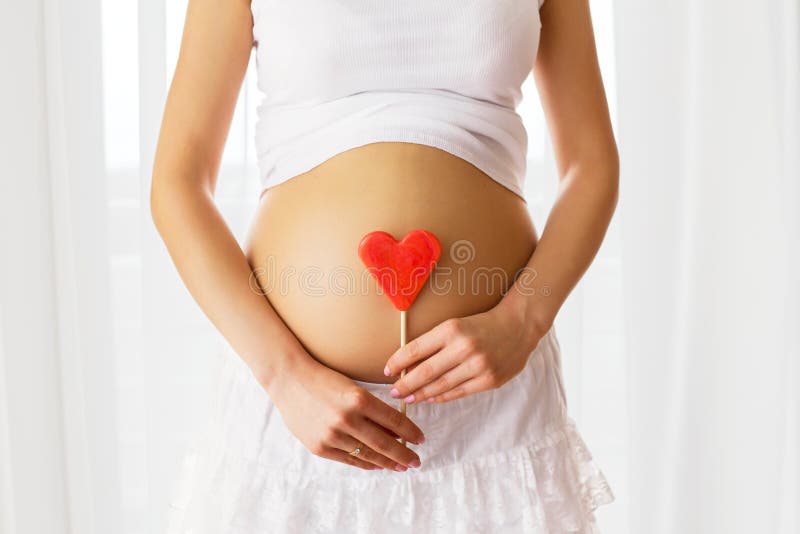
[1, 0, 797, 533]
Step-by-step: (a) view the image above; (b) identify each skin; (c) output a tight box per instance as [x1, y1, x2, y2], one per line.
[385, 0, 619, 404]
[246, 143, 536, 383]
[151, 0, 617, 474]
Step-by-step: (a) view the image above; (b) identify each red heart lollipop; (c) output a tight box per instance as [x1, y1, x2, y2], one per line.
[358, 230, 442, 311]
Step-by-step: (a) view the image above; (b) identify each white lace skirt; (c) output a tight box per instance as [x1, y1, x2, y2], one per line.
[164, 325, 614, 533]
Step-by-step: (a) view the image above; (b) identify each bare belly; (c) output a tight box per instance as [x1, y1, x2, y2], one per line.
[244, 142, 538, 383]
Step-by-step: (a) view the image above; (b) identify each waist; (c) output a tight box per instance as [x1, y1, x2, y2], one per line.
[244, 142, 538, 383]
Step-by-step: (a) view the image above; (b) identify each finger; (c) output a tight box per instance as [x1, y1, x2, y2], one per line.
[357, 393, 426, 446]
[389, 346, 462, 402]
[373, 421, 401, 440]
[384, 320, 451, 377]
[353, 416, 422, 469]
[393, 360, 423, 379]
[322, 446, 384, 471]
[404, 356, 479, 403]
[428, 374, 494, 403]
[347, 444, 397, 471]
[330, 433, 394, 471]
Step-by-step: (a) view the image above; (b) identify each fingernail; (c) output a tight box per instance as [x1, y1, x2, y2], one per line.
[426, 398, 434, 403]
[404, 394, 415, 403]
[390, 388, 400, 398]
[409, 458, 421, 468]
[384, 365, 391, 376]
[394, 463, 407, 472]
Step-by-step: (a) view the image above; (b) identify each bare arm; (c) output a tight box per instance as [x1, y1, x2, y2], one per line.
[150, 0, 311, 394]
[382, 0, 619, 403]
[150, 0, 425, 470]
[500, 0, 619, 337]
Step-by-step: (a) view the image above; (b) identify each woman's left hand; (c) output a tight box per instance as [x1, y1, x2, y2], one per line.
[383, 300, 549, 404]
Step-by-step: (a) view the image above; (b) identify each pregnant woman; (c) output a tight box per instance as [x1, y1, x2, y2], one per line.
[152, 0, 618, 531]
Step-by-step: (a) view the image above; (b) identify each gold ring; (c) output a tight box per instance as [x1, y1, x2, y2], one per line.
[349, 441, 363, 456]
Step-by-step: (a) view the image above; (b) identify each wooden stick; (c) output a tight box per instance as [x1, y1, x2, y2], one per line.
[399, 310, 408, 446]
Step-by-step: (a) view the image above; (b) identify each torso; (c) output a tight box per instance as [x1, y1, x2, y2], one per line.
[244, 142, 538, 383]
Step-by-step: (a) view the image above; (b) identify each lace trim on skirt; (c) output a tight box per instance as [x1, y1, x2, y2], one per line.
[165, 417, 614, 533]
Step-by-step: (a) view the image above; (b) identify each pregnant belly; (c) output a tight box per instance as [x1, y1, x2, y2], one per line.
[244, 142, 538, 384]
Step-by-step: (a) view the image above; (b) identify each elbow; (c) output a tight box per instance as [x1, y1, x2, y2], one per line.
[592, 139, 620, 210]
[149, 166, 183, 234]
[149, 164, 213, 234]
[592, 146, 619, 219]
[149, 171, 169, 233]
[593, 136, 619, 194]
[562, 141, 620, 208]
[604, 142, 620, 209]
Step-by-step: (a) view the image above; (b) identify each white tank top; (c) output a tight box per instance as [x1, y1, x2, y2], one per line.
[250, 0, 546, 199]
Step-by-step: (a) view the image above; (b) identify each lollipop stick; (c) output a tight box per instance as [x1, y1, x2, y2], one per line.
[399, 310, 408, 446]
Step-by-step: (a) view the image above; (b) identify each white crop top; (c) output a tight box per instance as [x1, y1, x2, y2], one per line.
[250, 0, 546, 199]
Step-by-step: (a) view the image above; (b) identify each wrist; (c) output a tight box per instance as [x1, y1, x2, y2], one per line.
[251, 345, 318, 400]
[498, 282, 555, 351]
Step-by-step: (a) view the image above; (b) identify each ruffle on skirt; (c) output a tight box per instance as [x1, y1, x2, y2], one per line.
[166, 417, 613, 533]
[165, 326, 614, 533]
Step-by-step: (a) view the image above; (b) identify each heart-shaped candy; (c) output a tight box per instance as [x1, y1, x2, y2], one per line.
[358, 230, 442, 311]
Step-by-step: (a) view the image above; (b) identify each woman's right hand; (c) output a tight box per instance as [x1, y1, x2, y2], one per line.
[260, 358, 426, 472]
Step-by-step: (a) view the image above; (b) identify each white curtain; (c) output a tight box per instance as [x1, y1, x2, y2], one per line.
[613, 0, 800, 533]
[1, 1, 256, 532]
[1, 1, 796, 534]
[2, 1, 112, 533]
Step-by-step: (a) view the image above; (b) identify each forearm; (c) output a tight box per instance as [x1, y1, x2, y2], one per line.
[150, 178, 317, 395]
[498, 158, 619, 343]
